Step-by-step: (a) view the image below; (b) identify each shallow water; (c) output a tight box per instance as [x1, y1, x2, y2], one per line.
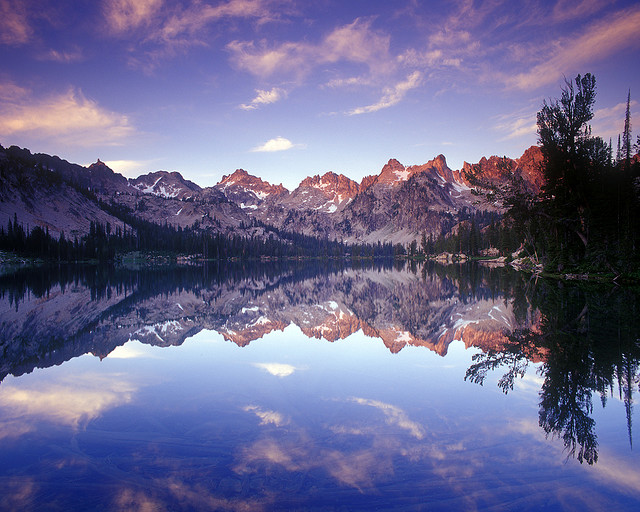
[1, 262, 638, 510]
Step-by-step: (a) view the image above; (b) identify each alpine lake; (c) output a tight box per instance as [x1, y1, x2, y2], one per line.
[1, 260, 639, 511]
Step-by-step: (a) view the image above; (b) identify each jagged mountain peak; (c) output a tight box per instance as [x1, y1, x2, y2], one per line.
[410, 154, 463, 185]
[87, 159, 116, 177]
[460, 145, 544, 193]
[219, 168, 251, 184]
[369, 158, 410, 187]
[130, 170, 201, 200]
[89, 158, 107, 168]
[288, 171, 360, 213]
[85, 159, 129, 194]
[215, 169, 288, 206]
[218, 169, 287, 193]
[427, 154, 447, 169]
[299, 171, 358, 191]
[367, 154, 462, 190]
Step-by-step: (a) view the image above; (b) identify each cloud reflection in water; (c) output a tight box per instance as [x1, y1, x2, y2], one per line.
[0, 373, 137, 430]
[252, 362, 298, 377]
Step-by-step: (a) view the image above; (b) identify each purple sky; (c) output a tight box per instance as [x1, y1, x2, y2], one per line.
[1, 0, 639, 189]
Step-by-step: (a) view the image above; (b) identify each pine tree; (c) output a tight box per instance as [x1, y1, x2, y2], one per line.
[623, 90, 632, 170]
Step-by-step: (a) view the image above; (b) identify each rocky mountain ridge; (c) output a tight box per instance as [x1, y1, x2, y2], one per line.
[0, 143, 544, 244]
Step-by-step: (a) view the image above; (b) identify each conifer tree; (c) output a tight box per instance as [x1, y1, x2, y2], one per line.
[623, 90, 632, 170]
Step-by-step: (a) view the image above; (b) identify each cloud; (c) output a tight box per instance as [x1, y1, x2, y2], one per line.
[0, 85, 136, 146]
[326, 76, 372, 88]
[494, 110, 539, 141]
[509, 6, 640, 90]
[243, 405, 289, 426]
[551, 0, 615, 22]
[227, 39, 309, 80]
[322, 17, 392, 71]
[39, 47, 84, 63]
[592, 100, 638, 141]
[592, 449, 640, 493]
[103, 159, 158, 178]
[228, 18, 428, 114]
[240, 87, 286, 110]
[0, 0, 32, 45]
[0, 373, 137, 430]
[160, 0, 281, 41]
[253, 362, 297, 376]
[107, 339, 160, 358]
[349, 397, 425, 439]
[348, 71, 422, 115]
[228, 17, 393, 82]
[106, 0, 285, 49]
[251, 136, 298, 152]
[104, 0, 163, 33]
[0, 79, 28, 101]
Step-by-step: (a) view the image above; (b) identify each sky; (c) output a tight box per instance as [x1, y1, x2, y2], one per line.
[0, 0, 639, 190]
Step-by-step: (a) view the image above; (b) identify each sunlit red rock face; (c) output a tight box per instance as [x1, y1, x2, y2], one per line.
[460, 145, 544, 194]
[516, 145, 545, 192]
[216, 169, 289, 203]
[360, 155, 465, 191]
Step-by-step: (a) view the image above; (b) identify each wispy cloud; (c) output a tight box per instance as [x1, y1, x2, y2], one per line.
[243, 405, 289, 426]
[0, 79, 28, 101]
[104, 0, 163, 33]
[0, 374, 137, 430]
[227, 39, 310, 80]
[106, 0, 286, 50]
[39, 47, 84, 63]
[348, 71, 422, 115]
[326, 76, 371, 88]
[0, 0, 32, 45]
[251, 136, 299, 152]
[494, 109, 539, 141]
[350, 397, 425, 439]
[228, 17, 393, 82]
[551, 0, 615, 22]
[240, 87, 286, 110]
[592, 99, 638, 141]
[0, 84, 136, 146]
[101, 0, 293, 72]
[509, 5, 640, 90]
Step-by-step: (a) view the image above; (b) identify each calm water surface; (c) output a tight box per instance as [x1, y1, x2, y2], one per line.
[0, 262, 639, 511]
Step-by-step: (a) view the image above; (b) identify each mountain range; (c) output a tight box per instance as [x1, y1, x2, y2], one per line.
[0, 143, 543, 244]
[0, 264, 542, 383]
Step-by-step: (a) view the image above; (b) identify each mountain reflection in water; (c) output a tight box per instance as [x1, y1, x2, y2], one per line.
[0, 262, 639, 510]
[1, 261, 536, 376]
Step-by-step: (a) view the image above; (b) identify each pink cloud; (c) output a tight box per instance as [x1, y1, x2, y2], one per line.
[0, 0, 32, 45]
[228, 17, 393, 81]
[0, 85, 135, 146]
[348, 71, 422, 115]
[509, 6, 640, 90]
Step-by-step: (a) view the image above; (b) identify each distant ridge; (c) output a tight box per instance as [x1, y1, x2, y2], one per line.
[0, 142, 543, 244]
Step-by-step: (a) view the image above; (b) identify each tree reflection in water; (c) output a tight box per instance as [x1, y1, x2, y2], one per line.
[465, 279, 640, 465]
